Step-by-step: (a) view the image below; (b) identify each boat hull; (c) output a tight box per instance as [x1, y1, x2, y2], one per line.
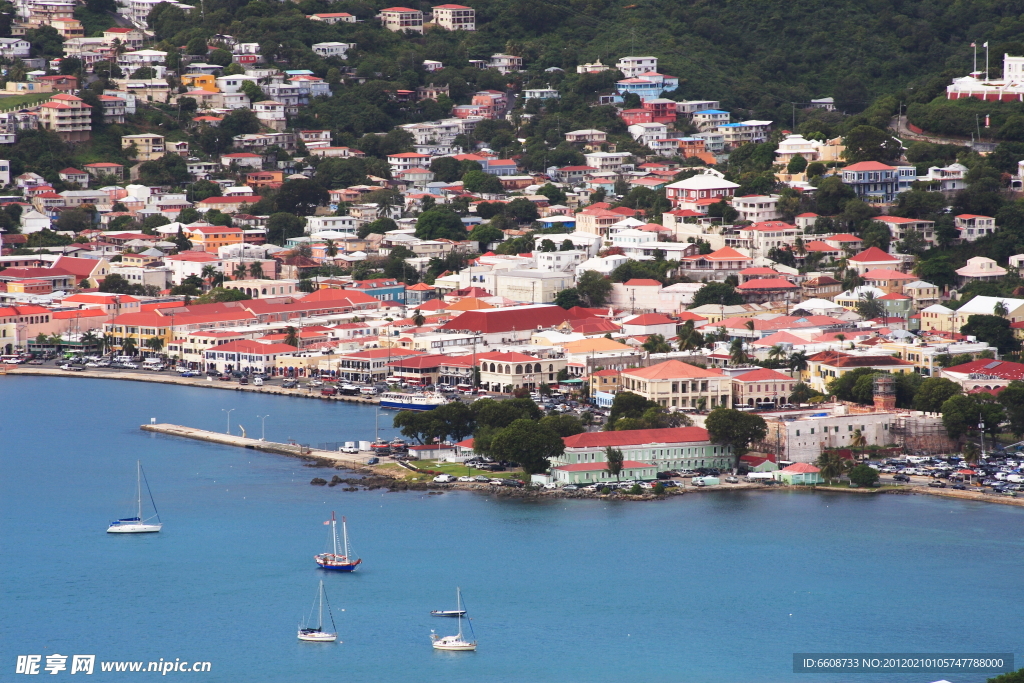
[431, 610, 466, 617]
[379, 399, 445, 411]
[432, 640, 476, 651]
[315, 555, 361, 572]
[298, 630, 337, 642]
[107, 523, 162, 533]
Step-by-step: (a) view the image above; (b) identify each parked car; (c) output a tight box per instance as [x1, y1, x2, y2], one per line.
[893, 474, 911, 483]
[563, 484, 579, 491]
[59, 363, 83, 371]
[457, 476, 474, 482]
[239, 376, 248, 385]
[433, 474, 455, 483]
[218, 374, 232, 381]
[928, 481, 946, 488]
[365, 456, 379, 465]
[321, 386, 338, 396]
[28, 359, 44, 365]
[725, 476, 739, 483]
[179, 370, 199, 377]
[282, 379, 298, 388]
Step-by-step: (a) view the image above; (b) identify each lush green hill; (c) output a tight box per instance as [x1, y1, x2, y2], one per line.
[148, 0, 1024, 124]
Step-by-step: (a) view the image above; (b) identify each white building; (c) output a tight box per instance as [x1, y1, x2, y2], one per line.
[495, 270, 573, 304]
[774, 134, 820, 164]
[431, 4, 474, 31]
[488, 54, 523, 74]
[378, 6, 424, 33]
[627, 122, 669, 146]
[311, 42, 355, 59]
[615, 56, 658, 78]
[535, 250, 584, 273]
[732, 195, 781, 222]
[305, 215, 357, 236]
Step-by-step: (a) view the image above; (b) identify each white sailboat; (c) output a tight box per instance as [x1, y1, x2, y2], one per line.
[298, 580, 339, 642]
[430, 588, 477, 651]
[107, 461, 162, 533]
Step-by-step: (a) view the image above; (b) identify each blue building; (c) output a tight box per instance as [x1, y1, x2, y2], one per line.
[345, 277, 406, 304]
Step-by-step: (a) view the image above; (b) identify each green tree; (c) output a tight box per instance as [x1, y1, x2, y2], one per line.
[689, 282, 742, 308]
[848, 463, 880, 487]
[576, 270, 612, 307]
[538, 413, 584, 437]
[554, 288, 582, 309]
[489, 418, 564, 474]
[997, 381, 1024, 437]
[859, 221, 891, 251]
[941, 393, 1004, 440]
[415, 206, 466, 240]
[429, 156, 461, 183]
[962, 315, 1020, 354]
[358, 217, 398, 239]
[786, 154, 808, 174]
[913, 377, 962, 413]
[605, 446, 624, 483]
[843, 125, 902, 163]
[705, 407, 767, 468]
[266, 212, 304, 244]
[462, 170, 503, 194]
[275, 179, 327, 216]
[642, 334, 671, 354]
[856, 291, 884, 320]
[827, 367, 876, 402]
[121, 337, 137, 357]
[816, 451, 849, 484]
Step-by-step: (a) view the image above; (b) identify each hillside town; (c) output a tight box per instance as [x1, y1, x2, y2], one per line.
[4, 4, 1024, 486]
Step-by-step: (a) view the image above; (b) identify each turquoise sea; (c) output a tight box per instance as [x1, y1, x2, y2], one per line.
[2, 376, 1022, 682]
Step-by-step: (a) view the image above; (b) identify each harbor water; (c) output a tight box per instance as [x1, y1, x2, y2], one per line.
[2, 376, 1022, 683]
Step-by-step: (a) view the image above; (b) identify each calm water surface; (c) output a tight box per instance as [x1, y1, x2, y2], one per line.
[1, 377, 1022, 683]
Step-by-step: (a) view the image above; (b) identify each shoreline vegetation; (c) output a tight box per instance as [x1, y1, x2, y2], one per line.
[141, 421, 1024, 509]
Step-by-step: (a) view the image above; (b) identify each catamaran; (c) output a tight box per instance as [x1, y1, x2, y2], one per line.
[314, 512, 361, 571]
[107, 461, 162, 534]
[297, 580, 338, 642]
[430, 588, 477, 651]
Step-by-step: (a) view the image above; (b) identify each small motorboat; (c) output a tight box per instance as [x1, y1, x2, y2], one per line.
[430, 609, 466, 617]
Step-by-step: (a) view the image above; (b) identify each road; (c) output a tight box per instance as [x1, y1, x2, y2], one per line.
[890, 115, 997, 151]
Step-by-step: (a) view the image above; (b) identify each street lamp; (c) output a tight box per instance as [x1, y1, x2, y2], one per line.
[222, 408, 235, 435]
[978, 412, 985, 460]
[257, 414, 270, 441]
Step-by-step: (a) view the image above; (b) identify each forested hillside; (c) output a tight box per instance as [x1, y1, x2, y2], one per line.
[147, 0, 1024, 123]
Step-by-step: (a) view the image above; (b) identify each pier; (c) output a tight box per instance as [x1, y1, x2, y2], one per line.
[140, 423, 396, 473]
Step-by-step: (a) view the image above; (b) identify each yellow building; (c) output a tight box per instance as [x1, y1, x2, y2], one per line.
[122, 134, 165, 161]
[917, 304, 954, 333]
[805, 350, 915, 393]
[182, 74, 219, 92]
[620, 359, 732, 410]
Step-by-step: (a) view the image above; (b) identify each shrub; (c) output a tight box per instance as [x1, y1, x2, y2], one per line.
[653, 483, 666, 495]
[629, 483, 642, 495]
[848, 464, 880, 488]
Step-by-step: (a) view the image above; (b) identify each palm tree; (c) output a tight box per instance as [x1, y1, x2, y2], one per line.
[200, 264, 218, 290]
[81, 330, 100, 352]
[249, 261, 264, 279]
[121, 337, 138, 358]
[233, 262, 248, 280]
[284, 326, 299, 348]
[144, 336, 164, 356]
[642, 334, 671, 354]
[48, 333, 63, 353]
[729, 337, 747, 366]
[412, 313, 426, 326]
[788, 351, 809, 372]
[793, 236, 806, 257]
[856, 291, 883, 320]
[101, 334, 116, 355]
[768, 344, 787, 365]
[324, 239, 338, 259]
[850, 429, 867, 449]
[605, 446, 624, 483]
[994, 301, 1009, 318]
[816, 451, 845, 485]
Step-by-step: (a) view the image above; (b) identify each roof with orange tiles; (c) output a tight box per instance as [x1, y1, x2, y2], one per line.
[563, 426, 711, 449]
[732, 367, 794, 382]
[622, 359, 723, 379]
[737, 278, 798, 290]
[849, 247, 900, 263]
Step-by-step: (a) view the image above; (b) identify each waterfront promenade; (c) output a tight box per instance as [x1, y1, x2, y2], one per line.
[2, 366, 380, 404]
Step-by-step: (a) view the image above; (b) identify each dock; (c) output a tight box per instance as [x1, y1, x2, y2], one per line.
[140, 423, 397, 473]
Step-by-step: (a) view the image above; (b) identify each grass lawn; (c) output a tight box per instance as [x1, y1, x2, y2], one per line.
[0, 92, 51, 110]
[410, 459, 521, 479]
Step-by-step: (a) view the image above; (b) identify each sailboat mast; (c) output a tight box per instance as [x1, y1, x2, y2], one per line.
[332, 512, 338, 556]
[456, 587, 462, 637]
[318, 581, 324, 629]
[136, 460, 142, 520]
[342, 516, 349, 558]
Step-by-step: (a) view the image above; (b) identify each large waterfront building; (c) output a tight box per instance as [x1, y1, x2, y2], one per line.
[549, 426, 733, 477]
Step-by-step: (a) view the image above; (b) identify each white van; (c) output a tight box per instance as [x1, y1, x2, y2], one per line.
[142, 358, 164, 371]
[252, 376, 263, 387]
[360, 386, 378, 396]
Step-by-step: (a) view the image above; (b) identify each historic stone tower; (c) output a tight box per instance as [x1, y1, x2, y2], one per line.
[873, 374, 896, 412]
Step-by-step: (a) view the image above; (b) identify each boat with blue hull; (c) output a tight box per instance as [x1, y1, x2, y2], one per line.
[379, 391, 449, 411]
[314, 512, 361, 572]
